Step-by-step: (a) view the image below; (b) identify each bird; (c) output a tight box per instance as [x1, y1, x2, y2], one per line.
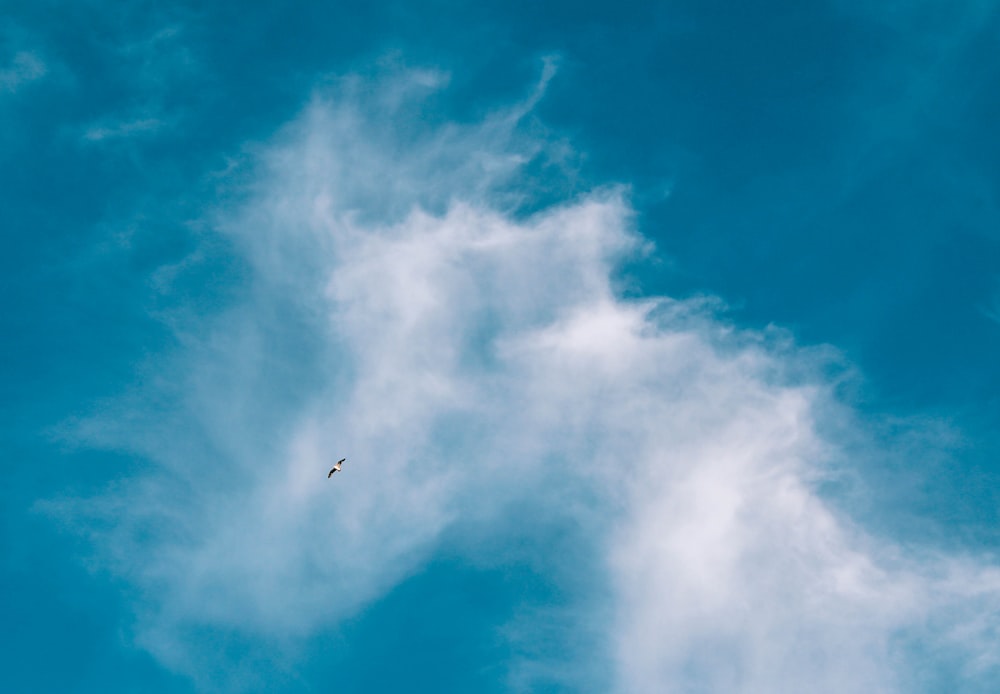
[327, 458, 346, 478]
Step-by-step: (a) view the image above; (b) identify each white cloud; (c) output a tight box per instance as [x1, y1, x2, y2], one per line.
[70, 17, 199, 146]
[0, 50, 46, 92]
[50, 66, 1000, 692]
[82, 116, 164, 142]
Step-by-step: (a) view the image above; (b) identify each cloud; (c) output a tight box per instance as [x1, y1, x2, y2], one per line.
[69, 16, 199, 147]
[81, 116, 164, 142]
[83, 118, 163, 142]
[985, 281, 1000, 325]
[0, 50, 46, 93]
[49, 65, 1000, 692]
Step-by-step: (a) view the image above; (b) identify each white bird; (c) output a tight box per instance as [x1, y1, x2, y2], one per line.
[327, 458, 346, 478]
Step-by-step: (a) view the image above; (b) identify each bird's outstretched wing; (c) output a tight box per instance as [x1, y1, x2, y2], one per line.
[327, 468, 336, 478]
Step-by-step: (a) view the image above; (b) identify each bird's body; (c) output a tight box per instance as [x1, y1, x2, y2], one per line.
[327, 458, 346, 478]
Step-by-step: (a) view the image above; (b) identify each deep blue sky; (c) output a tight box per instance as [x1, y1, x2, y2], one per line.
[3, 1, 1000, 692]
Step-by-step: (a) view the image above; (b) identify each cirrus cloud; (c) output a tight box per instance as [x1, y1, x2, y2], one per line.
[49, 65, 1000, 693]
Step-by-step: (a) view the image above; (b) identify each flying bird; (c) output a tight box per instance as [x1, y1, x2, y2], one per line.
[327, 458, 346, 478]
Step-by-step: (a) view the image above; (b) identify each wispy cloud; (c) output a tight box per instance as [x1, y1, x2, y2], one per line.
[985, 281, 1000, 326]
[47, 64, 1000, 692]
[0, 50, 46, 93]
[70, 17, 199, 146]
[82, 116, 164, 142]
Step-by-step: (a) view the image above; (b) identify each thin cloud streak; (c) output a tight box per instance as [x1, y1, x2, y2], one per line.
[82, 116, 164, 142]
[48, 66, 1000, 692]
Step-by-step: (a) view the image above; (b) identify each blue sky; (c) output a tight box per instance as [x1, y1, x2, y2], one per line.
[3, 1, 1000, 692]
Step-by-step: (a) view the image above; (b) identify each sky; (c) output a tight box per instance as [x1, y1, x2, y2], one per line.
[3, 1, 1000, 692]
